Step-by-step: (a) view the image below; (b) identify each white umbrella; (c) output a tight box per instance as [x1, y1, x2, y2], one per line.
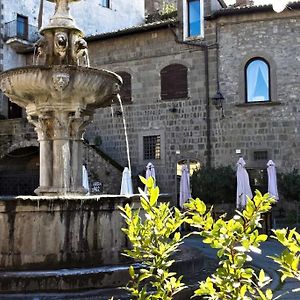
[82, 165, 90, 195]
[179, 164, 191, 209]
[145, 162, 156, 186]
[267, 160, 279, 201]
[236, 158, 253, 209]
[120, 167, 133, 196]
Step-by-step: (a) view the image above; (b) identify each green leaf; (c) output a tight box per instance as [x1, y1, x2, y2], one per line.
[129, 265, 135, 278]
[266, 289, 273, 300]
[259, 269, 265, 283]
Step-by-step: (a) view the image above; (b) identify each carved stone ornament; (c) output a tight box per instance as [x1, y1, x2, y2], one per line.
[52, 72, 70, 91]
[0, 77, 12, 94]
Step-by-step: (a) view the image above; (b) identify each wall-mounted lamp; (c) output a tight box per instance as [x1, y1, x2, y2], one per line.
[212, 90, 224, 110]
[212, 90, 225, 118]
[114, 110, 123, 117]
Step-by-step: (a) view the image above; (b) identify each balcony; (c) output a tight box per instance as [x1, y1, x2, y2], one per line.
[3, 20, 39, 52]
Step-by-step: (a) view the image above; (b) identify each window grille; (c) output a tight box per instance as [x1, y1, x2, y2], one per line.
[143, 135, 161, 160]
[253, 150, 268, 161]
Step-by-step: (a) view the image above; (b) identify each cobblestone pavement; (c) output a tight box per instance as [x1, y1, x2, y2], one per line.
[184, 236, 300, 300]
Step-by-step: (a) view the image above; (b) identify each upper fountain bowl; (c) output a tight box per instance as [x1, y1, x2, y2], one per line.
[0, 65, 122, 115]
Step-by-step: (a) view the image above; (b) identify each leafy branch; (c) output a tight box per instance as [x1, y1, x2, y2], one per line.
[185, 191, 276, 300]
[119, 176, 186, 299]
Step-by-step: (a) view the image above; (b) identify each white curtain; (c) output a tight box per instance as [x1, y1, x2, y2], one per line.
[247, 60, 269, 101]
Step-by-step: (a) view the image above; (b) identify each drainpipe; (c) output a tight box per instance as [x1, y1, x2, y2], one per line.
[204, 46, 211, 167]
[168, 25, 215, 167]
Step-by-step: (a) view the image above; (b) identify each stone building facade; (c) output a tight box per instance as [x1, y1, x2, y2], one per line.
[213, 6, 300, 172]
[0, 0, 299, 201]
[85, 0, 300, 200]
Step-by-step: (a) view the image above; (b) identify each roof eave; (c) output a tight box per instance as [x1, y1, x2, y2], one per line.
[86, 19, 178, 42]
[208, 2, 300, 19]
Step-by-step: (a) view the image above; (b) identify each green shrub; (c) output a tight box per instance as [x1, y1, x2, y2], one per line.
[120, 178, 299, 300]
[278, 169, 300, 202]
[191, 166, 236, 204]
[270, 228, 300, 282]
[185, 191, 275, 300]
[119, 176, 186, 299]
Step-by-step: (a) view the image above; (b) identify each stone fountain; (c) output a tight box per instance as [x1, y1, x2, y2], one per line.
[0, 0, 140, 296]
[0, 0, 122, 196]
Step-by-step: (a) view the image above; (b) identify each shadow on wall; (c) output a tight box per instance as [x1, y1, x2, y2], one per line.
[0, 146, 39, 196]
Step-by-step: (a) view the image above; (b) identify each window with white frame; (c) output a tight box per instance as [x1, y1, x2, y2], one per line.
[183, 0, 204, 40]
[100, 0, 110, 8]
[245, 58, 270, 102]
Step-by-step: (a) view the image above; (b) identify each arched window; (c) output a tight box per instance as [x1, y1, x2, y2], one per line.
[245, 58, 270, 103]
[161, 64, 188, 100]
[116, 72, 132, 104]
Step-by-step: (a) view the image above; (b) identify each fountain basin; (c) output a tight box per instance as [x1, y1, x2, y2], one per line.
[0, 65, 122, 195]
[0, 195, 138, 271]
[0, 65, 122, 112]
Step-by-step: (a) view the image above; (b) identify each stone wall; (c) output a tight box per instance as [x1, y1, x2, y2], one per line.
[87, 25, 218, 196]
[214, 9, 300, 171]
[83, 143, 123, 195]
[0, 119, 37, 159]
[86, 6, 300, 198]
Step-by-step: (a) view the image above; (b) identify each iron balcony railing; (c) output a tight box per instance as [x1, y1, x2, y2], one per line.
[3, 20, 39, 43]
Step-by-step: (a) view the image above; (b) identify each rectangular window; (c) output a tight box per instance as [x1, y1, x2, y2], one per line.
[253, 150, 268, 161]
[100, 0, 110, 8]
[143, 135, 161, 160]
[183, 0, 203, 40]
[16, 14, 28, 39]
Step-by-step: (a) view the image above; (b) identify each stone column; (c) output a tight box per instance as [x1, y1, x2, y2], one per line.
[52, 111, 71, 192]
[28, 115, 53, 191]
[69, 113, 92, 193]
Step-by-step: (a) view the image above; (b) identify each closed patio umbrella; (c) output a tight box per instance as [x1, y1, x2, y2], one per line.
[236, 158, 253, 209]
[82, 165, 90, 195]
[120, 167, 133, 196]
[267, 160, 279, 201]
[145, 162, 156, 191]
[146, 162, 156, 181]
[179, 164, 191, 209]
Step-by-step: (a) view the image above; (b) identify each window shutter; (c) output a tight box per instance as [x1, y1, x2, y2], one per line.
[161, 64, 188, 100]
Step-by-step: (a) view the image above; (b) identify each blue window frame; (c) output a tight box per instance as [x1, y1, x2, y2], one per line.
[16, 14, 28, 39]
[245, 58, 270, 102]
[188, 0, 201, 37]
[100, 0, 110, 8]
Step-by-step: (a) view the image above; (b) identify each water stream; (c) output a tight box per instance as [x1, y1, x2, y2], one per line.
[117, 94, 131, 173]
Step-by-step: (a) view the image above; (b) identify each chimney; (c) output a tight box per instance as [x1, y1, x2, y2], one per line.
[235, 0, 254, 6]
